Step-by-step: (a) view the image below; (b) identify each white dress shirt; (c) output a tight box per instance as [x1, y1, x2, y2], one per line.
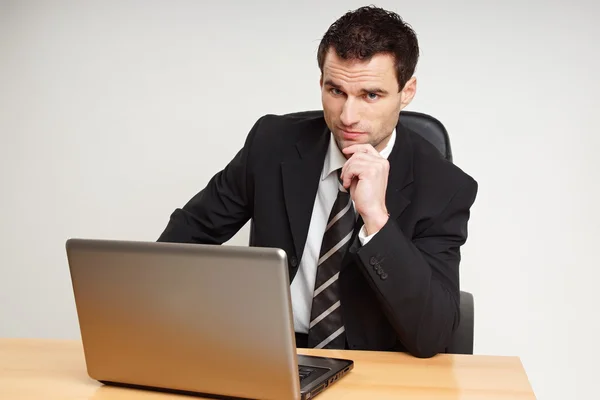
[290, 129, 397, 334]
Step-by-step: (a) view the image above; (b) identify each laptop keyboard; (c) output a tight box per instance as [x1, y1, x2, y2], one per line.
[298, 366, 316, 381]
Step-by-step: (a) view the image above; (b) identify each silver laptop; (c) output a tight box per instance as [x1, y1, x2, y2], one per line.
[65, 238, 353, 400]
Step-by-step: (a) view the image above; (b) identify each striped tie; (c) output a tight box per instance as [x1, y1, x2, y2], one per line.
[307, 171, 355, 349]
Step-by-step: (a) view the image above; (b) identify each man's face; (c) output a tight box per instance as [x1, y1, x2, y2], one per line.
[320, 48, 416, 154]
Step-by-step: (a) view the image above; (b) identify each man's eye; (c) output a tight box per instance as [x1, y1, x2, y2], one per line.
[330, 88, 343, 95]
[367, 93, 379, 100]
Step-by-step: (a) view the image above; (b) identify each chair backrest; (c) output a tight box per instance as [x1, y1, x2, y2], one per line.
[398, 111, 452, 162]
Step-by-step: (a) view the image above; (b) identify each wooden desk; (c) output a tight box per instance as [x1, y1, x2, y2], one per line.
[0, 338, 535, 399]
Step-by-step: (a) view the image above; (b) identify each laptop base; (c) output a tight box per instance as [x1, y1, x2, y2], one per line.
[297, 355, 354, 399]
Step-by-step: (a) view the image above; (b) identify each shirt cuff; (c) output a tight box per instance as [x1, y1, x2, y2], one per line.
[358, 224, 379, 246]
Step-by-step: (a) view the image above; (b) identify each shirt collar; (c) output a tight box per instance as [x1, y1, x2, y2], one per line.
[321, 128, 396, 181]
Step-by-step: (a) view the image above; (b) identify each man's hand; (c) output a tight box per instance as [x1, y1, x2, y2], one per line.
[341, 144, 390, 235]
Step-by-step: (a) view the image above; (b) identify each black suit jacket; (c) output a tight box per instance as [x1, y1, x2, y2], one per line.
[158, 111, 478, 358]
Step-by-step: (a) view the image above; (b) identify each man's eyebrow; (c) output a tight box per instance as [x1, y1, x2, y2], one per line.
[323, 79, 341, 88]
[359, 87, 389, 95]
[323, 79, 388, 95]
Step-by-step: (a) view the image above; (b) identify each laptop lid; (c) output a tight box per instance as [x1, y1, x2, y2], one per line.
[66, 238, 302, 400]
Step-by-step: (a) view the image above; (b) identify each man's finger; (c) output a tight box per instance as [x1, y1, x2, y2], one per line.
[341, 159, 370, 187]
[341, 164, 360, 189]
[342, 154, 385, 179]
[342, 144, 380, 157]
[346, 151, 380, 163]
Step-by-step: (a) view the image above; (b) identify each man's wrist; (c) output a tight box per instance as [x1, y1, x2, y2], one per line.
[361, 209, 389, 236]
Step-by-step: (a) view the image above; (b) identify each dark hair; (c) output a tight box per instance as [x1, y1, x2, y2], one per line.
[317, 6, 419, 91]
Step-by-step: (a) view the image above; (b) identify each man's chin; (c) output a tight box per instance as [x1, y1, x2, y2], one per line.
[335, 135, 369, 149]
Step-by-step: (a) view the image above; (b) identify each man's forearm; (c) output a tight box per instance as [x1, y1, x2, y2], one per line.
[158, 206, 223, 244]
[353, 218, 460, 358]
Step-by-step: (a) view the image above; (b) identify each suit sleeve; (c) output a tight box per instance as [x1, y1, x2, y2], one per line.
[353, 178, 478, 358]
[157, 117, 263, 244]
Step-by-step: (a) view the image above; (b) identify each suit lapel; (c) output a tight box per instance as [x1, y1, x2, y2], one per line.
[281, 123, 330, 260]
[385, 121, 414, 220]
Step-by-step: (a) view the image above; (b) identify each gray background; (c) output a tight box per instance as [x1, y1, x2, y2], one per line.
[1, 1, 599, 399]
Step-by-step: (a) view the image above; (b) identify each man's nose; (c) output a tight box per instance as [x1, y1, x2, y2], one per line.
[340, 99, 360, 128]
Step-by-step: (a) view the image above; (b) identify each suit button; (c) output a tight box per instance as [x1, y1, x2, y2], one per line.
[369, 256, 377, 266]
[381, 273, 388, 280]
[290, 257, 298, 267]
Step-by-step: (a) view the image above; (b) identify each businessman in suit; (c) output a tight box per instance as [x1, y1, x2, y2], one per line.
[158, 6, 478, 358]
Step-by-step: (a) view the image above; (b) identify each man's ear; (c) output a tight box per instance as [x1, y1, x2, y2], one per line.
[319, 74, 323, 88]
[400, 76, 417, 110]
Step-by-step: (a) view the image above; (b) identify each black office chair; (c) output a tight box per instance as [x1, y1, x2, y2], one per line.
[249, 110, 474, 355]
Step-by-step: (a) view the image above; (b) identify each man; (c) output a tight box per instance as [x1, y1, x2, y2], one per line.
[158, 6, 477, 358]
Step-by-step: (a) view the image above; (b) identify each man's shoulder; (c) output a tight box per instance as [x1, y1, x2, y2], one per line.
[407, 128, 477, 193]
[246, 110, 328, 152]
[254, 110, 326, 133]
